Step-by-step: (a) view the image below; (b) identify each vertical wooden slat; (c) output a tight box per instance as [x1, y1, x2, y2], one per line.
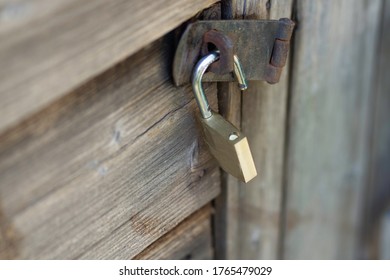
[378, 210, 390, 259]
[240, 1, 292, 259]
[213, 65, 242, 260]
[238, 0, 293, 260]
[214, 0, 292, 259]
[213, 1, 244, 260]
[283, 0, 382, 259]
[364, 0, 390, 259]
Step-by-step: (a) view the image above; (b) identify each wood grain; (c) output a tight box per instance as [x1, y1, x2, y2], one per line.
[0, 0, 218, 134]
[283, 0, 382, 259]
[0, 35, 220, 259]
[134, 205, 214, 260]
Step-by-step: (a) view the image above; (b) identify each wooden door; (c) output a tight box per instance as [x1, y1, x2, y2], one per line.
[0, 0, 389, 259]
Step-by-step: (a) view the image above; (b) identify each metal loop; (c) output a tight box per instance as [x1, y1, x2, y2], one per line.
[192, 51, 248, 119]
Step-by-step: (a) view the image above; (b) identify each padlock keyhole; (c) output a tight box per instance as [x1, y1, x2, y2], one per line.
[229, 132, 239, 141]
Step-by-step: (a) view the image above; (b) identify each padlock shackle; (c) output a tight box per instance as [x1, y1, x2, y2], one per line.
[192, 51, 248, 119]
[192, 52, 219, 119]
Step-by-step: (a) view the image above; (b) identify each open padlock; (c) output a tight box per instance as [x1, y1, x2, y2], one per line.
[192, 51, 257, 183]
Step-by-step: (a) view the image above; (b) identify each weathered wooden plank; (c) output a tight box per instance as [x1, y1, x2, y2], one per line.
[363, 0, 390, 259]
[214, 0, 292, 260]
[0, 35, 220, 259]
[214, 82, 242, 260]
[213, 0, 254, 260]
[134, 205, 213, 260]
[378, 208, 390, 259]
[238, 0, 292, 260]
[0, 0, 218, 134]
[208, 1, 242, 260]
[283, 0, 382, 259]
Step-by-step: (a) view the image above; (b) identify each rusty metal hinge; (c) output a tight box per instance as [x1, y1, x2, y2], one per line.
[173, 18, 295, 86]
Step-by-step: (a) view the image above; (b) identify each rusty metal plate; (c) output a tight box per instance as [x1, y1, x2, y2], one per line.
[173, 19, 294, 86]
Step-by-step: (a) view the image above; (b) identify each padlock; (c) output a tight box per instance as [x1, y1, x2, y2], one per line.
[192, 51, 257, 183]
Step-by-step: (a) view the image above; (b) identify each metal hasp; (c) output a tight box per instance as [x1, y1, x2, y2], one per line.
[173, 18, 295, 86]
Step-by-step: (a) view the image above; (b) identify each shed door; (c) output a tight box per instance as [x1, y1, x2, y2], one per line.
[1, 0, 388, 260]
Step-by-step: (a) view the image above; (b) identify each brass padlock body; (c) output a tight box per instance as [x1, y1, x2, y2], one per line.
[199, 112, 257, 183]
